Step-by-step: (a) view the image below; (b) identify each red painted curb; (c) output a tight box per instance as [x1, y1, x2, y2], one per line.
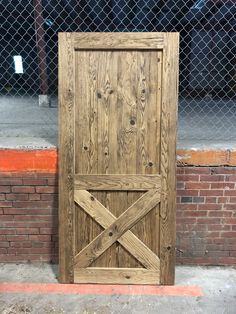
[0, 283, 203, 297]
[1, 148, 236, 173]
[0, 149, 58, 173]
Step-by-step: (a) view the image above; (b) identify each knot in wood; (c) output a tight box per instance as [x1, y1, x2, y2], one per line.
[108, 232, 113, 237]
[90, 196, 95, 201]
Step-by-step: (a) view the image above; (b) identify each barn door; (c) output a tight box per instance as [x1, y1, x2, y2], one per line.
[59, 33, 179, 285]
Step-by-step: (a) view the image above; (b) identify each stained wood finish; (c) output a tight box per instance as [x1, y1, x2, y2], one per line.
[74, 189, 161, 267]
[74, 190, 160, 270]
[74, 268, 160, 285]
[74, 174, 161, 190]
[58, 33, 75, 283]
[59, 32, 179, 285]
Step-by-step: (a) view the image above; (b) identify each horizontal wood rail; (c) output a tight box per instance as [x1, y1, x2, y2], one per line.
[74, 174, 161, 191]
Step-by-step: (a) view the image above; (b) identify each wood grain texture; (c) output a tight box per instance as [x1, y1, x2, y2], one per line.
[74, 189, 161, 267]
[73, 32, 164, 50]
[59, 32, 179, 285]
[74, 190, 160, 270]
[74, 268, 160, 284]
[58, 33, 75, 283]
[159, 33, 179, 285]
[74, 174, 161, 191]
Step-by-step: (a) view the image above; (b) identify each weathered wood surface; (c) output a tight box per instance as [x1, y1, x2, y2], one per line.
[59, 32, 179, 285]
[74, 189, 160, 268]
[159, 33, 179, 285]
[58, 33, 75, 283]
[73, 32, 164, 50]
[74, 190, 160, 270]
[74, 174, 161, 190]
[74, 268, 160, 285]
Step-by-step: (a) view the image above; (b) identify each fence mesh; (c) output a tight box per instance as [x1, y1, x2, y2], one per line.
[0, 0, 235, 143]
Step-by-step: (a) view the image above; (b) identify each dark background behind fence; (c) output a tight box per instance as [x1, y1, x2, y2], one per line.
[0, 0, 235, 141]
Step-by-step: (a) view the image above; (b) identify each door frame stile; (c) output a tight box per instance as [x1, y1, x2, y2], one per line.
[59, 32, 75, 283]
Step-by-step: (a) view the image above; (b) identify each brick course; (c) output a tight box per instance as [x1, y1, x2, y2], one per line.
[0, 167, 235, 265]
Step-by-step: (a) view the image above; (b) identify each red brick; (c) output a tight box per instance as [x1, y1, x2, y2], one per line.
[6, 194, 28, 201]
[0, 201, 12, 207]
[29, 194, 40, 201]
[36, 186, 58, 194]
[185, 182, 210, 189]
[224, 218, 236, 224]
[6, 235, 28, 241]
[1, 221, 53, 228]
[197, 218, 221, 224]
[0, 179, 22, 185]
[183, 211, 207, 217]
[177, 175, 199, 182]
[232, 226, 236, 231]
[177, 190, 199, 197]
[224, 204, 236, 210]
[211, 183, 235, 189]
[184, 168, 211, 174]
[23, 179, 47, 186]
[3, 208, 54, 215]
[0, 249, 7, 254]
[0, 186, 10, 193]
[205, 197, 217, 203]
[200, 190, 223, 196]
[47, 178, 58, 185]
[8, 248, 53, 254]
[224, 190, 236, 196]
[13, 201, 55, 209]
[176, 218, 197, 224]
[29, 235, 51, 241]
[208, 211, 232, 217]
[0, 242, 9, 248]
[41, 194, 58, 201]
[10, 242, 32, 248]
[200, 175, 224, 182]
[177, 204, 198, 211]
[16, 228, 39, 235]
[206, 251, 229, 257]
[12, 186, 35, 193]
[229, 197, 236, 203]
[220, 232, 236, 238]
[198, 204, 222, 210]
[40, 228, 57, 235]
[218, 197, 229, 204]
[0, 229, 16, 235]
[0, 209, 3, 214]
[229, 251, 236, 257]
[213, 168, 236, 174]
[0, 194, 5, 200]
[0, 215, 14, 221]
[225, 175, 236, 182]
[208, 224, 230, 231]
[16, 215, 55, 222]
[0, 235, 6, 241]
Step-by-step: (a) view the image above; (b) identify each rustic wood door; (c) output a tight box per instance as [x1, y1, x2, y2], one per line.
[59, 33, 179, 285]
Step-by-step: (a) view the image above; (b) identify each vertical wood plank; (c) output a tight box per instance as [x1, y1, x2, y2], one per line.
[160, 33, 179, 285]
[116, 51, 141, 267]
[74, 51, 102, 258]
[58, 33, 75, 283]
[94, 50, 117, 267]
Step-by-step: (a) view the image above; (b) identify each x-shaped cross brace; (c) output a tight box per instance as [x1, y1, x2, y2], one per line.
[74, 189, 161, 270]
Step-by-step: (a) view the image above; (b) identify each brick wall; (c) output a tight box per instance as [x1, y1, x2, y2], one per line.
[0, 172, 58, 263]
[0, 167, 236, 265]
[176, 167, 236, 265]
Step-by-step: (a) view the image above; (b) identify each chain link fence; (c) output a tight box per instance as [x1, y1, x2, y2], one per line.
[0, 0, 235, 143]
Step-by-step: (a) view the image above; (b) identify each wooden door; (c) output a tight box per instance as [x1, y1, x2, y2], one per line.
[59, 33, 179, 285]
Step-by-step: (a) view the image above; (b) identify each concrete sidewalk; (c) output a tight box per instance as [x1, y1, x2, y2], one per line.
[0, 264, 235, 314]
